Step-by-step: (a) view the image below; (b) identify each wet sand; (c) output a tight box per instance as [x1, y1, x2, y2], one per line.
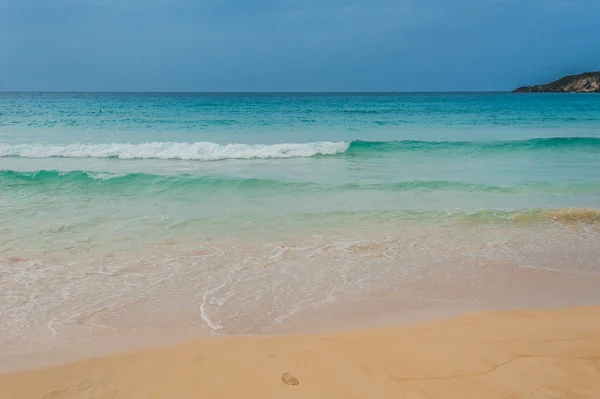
[2, 306, 600, 398]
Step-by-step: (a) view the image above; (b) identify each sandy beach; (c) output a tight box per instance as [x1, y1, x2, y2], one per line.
[3, 0, 600, 394]
[2, 306, 600, 398]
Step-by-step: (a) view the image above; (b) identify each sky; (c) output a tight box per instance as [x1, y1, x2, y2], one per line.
[0, 0, 599, 92]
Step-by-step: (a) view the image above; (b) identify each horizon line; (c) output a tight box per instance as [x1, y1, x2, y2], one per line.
[0, 90, 520, 94]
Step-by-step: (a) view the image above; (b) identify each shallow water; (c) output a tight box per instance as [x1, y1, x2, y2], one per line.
[1, 92, 600, 357]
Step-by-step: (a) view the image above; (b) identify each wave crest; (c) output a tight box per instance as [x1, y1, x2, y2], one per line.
[1, 137, 598, 161]
[3, 170, 600, 196]
[0, 141, 350, 161]
[346, 137, 600, 153]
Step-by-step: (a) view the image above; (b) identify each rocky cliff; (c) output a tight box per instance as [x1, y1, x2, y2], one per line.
[514, 72, 600, 93]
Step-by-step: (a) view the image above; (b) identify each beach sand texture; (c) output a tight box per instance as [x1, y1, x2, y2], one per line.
[2, 306, 600, 399]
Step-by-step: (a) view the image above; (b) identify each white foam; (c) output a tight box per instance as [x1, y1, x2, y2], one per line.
[86, 172, 127, 180]
[200, 280, 228, 333]
[0, 141, 350, 161]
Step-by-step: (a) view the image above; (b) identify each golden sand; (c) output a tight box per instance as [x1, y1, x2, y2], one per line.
[2, 306, 600, 398]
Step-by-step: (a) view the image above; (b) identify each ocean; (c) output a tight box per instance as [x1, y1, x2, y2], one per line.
[2, 92, 600, 357]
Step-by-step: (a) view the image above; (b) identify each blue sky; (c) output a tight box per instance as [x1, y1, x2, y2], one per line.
[1, 0, 599, 91]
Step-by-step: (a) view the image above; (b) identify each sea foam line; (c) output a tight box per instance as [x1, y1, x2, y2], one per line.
[0, 141, 351, 161]
[2, 137, 597, 161]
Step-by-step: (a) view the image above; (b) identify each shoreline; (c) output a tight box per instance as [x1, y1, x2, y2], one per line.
[0, 300, 483, 373]
[3, 306, 600, 398]
[4, 232, 600, 371]
[4, 258, 600, 373]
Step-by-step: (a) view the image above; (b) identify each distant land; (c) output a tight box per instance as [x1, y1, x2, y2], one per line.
[514, 72, 600, 93]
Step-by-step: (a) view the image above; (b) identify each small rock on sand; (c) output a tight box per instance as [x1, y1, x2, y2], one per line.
[282, 372, 299, 385]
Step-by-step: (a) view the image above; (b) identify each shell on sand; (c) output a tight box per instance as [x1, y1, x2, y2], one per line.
[281, 372, 299, 385]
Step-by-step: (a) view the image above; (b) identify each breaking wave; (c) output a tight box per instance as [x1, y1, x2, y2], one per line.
[0, 137, 598, 161]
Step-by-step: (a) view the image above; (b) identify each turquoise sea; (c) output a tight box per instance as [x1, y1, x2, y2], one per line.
[2, 93, 600, 355]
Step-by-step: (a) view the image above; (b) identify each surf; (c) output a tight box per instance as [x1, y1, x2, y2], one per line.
[0, 141, 350, 160]
[346, 136, 600, 154]
[3, 170, 600, 196]
[1, 137, 598, 161]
